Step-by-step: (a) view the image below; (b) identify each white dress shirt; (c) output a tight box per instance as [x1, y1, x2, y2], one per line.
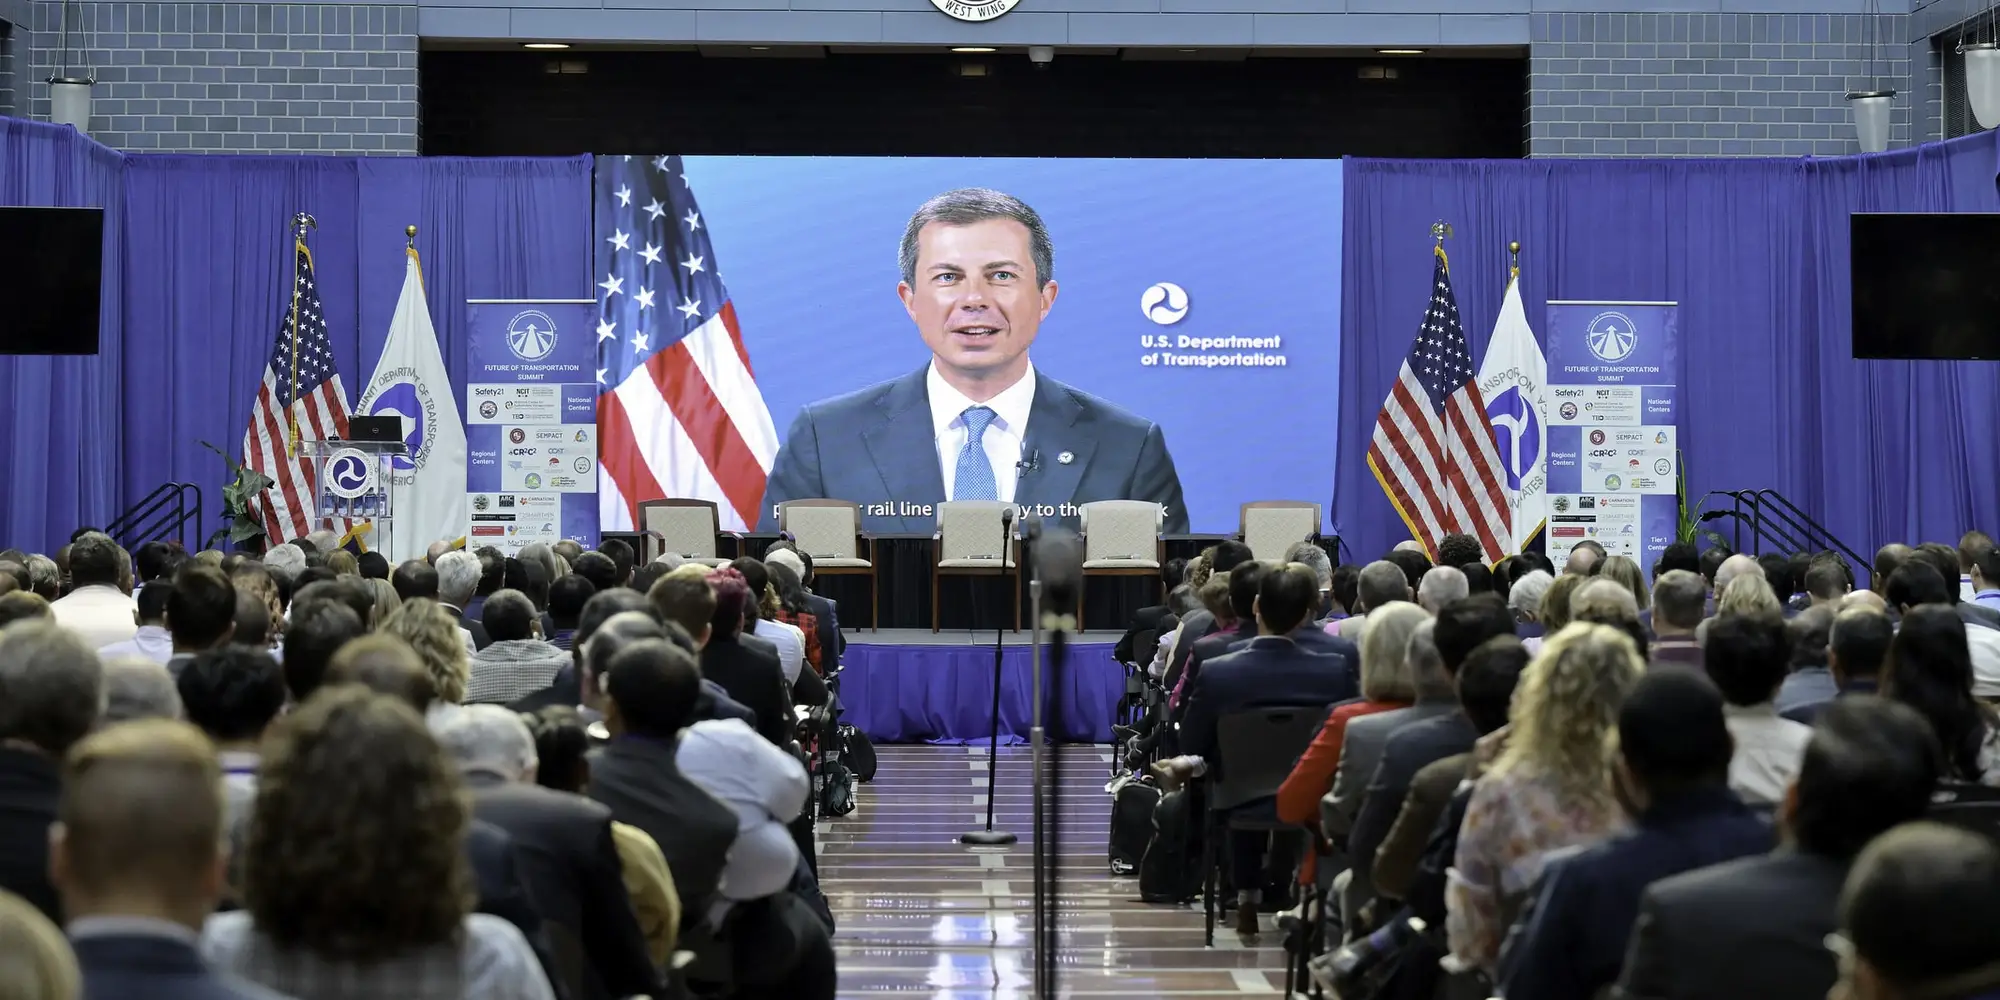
[676, 718, 811, 923]
[1723, 702, 1812, 806]
[750, 618, 806, 684]
[99, 624, 173, 665]
[51, 584, 139, 649]
[928, 361, 1036, 503]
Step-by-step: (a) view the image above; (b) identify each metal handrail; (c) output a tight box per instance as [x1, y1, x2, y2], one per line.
[1753, 489, 1870, 569]
[1705, 489, 1866, 570]
[105, 482, 205, 552]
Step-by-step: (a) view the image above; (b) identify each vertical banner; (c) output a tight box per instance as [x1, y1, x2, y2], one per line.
[1542, 301, 1680, 571]
[464, 300, 601, 553]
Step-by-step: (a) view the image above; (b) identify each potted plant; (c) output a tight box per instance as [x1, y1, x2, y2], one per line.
[200, 441, 275, 552]
[1673, 449, 1728, 550]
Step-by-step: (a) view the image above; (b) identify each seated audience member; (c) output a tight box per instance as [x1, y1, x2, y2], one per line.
[1171, 562, 1268, 711]
[200, 687, 554, 999]
[162, 567, 238, 675]
[1418, 566, 1470, 615]
[322, 551, 358, 578]
[1882, 604, 2000, 785]
[764, 562, 824, 677]
[1572, 578, 1651, 659]
[26, 555, 60, 602]
[1326, 563, 1362, 621]
[227, 566, 282, 643]
[523, 706, 681, 966]
[391, 559, 440, 603]
[278, 603, 363, 705]
[378, 599, 471, 712]
[1704, 611, 1811, 808]
[464, 549, 505, 624]
[1447, 623, 1642, 974]
[466, 590, 567, 705]
[52, 719, 281, 1000]
[1786, 608, 1894, 725]
[1500, 671, 1773, 1000]
[1285, 542, 1335, 615]
[435, 551, 491, 652]
[232, 590, 277, 660]
[1970, 544, 2000, 613]
[97, 657, 183, 726]
[1374, 636, 1529, 902]
[258, 545, 305, 598]
[1387, 546, 1434, 595]
[1776, 605, 1838, 716]
[677, 704, 813, 923]
[0, 592, 52, 628]
[1806, 557, 1852, 608]
[432, 706, 659, 1000]
[362, 578, 400, 625]
[1508, 570, 1554, 638]
[289, 579, 374, 634]
[585, 638, 741, 940]
[543, 575, 594, 651]
[98, 581, 173, 664]
[1614, 696, 1942, 1000]
[599, 589, 755, 728]
[0, 888, 78, 1000]
[1530, 573, 1586, 653]
[1565, 539, 1606, 576]
[728, 558, 808, 686]
[1434, 533, 1484, 572]
[354, 551, 390, 581]
[596, 541, 637, 590]
[1163, 565, 1367, 935]
[690, 568, 792, 747]
[1647, 570, 1706, 670]
[764, 545, 841, 671]
[1329, 619, 1456, 838]
[0, 622, 104, 923]
[175, 647, 288, 838]
[1273, 601, 1427, 844]
[1888, 559, 2000, 699]
[1827, 822, 2000, 1000]
[570, 552, 621, 597]
[1351, 595, 1519, 894]
[50, 534, 136, 649]
[0, 558, 26, 594]
[510, 589, 652, 718]
[1600, 556, 1650, 612]
[323, 635, 436, 713]
[1334, 560, 1411, 642]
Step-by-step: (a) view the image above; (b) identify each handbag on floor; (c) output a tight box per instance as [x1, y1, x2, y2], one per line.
[1138, 785, 1204, 904]
[836, 724, 878, 783]
[1108, 777, 1161, 875]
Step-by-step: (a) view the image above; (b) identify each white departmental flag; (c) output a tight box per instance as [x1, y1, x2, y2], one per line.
[358, 246, 468, 562]
[1475, 274, 1549, 555]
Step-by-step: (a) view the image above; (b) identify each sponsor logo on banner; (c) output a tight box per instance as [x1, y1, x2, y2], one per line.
[525, 473, 543, 489]
[509, 428, 527, 445]
[1605, 474, 1622, 490]
[1589, 430, 1607, 446]
[479, 400, 498, 419]
[1655, 459, 1672, 475]
[1586, 311, 1639, 363]
[1560, 402, 1579, 419]
[472, 495, 490, 512]
[1552, 496, 1570, 513]
[506, 310, 559, 362]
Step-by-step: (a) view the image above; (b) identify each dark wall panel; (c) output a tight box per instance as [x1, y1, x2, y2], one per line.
[421, 51, 1527, 159]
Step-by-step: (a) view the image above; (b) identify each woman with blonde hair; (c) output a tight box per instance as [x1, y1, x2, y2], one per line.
[378, 598, 471, 708]
[1446, 622, 1644, 973]
[366, 577, 401, 622]
[1716, 572, 1782, 618]
[1599, 555, 1650, 611]
[1277, 601, 1428, 836]
[324, 550, 359, 577]
[0, 889, 77, 1000]
[1527, 572, 1586, 654]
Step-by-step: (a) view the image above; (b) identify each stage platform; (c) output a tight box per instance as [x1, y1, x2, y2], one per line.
[836, 629, 1127, 746]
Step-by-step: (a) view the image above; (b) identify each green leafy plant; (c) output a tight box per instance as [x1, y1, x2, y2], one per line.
[200, 440, 275, 551]
[1674, 449, 1729, 550]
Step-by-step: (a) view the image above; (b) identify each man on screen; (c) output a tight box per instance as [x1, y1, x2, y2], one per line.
[758, 187, 1189, 534]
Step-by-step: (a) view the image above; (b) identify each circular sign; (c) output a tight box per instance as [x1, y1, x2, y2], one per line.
[1140, 282, 1190, 325]
[323, 448, 375, 500]
[507, 309, 560, 362]
[929, 0, 1018, 20]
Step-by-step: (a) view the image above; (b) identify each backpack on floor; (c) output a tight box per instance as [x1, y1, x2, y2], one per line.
[819, 759, 858, 817]
[1138, 785, 1204, 904]
[1109, 778, 1161, 875]
[837, 725, 878, 783]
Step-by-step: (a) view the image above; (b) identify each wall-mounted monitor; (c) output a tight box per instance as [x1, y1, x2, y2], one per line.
[0, 206, 105, 356]
[1852, 212, 2000, 361]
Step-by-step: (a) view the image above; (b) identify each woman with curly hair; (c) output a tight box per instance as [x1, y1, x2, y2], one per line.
[380, 598, 472, 709]
[200, 686, 554, 1000]
[1446, 621, 1644, 974]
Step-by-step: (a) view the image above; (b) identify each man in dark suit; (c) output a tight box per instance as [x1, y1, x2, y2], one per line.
[588, 639, 740, 941]
[54, 719, 285, 1000]
[1174, 563, 1354, 935]
[1611, 696, 1942, 1000]
[0, 621, 102, 924]
[1171, 562, 1268, 720]
[436, 705, 660, 1000]
[437, 550, 493, 650]
[758, 187, 1187, 535]
[1114, 557, 1186, 666]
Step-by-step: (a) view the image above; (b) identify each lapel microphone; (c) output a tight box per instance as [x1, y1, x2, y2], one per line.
[1017, 447, 1041, 474]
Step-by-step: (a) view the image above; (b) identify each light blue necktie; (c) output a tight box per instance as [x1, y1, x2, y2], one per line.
[953, 405, 1000, 501]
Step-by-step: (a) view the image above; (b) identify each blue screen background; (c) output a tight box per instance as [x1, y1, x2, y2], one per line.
[680, 155, 1345, 533]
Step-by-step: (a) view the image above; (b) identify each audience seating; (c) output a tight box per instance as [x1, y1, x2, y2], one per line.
[1201, 705, 1329, 947]
[1078, 500, 1164, 630]
[638, 498, 734, 567]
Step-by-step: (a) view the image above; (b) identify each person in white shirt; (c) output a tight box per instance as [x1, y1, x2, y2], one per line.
[1704, 611, 1811, 807]
[50, 533, 138, 650]
[98, 581, 174, 665]
[730, 559, 806, 684]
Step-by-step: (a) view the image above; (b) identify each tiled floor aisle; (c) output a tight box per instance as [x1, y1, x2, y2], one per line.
[823, 743, 1292, 998]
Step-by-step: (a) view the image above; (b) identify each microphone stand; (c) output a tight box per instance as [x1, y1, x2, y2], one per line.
[1027, 521, 1078, 1000]
[962, 506, 1019, 848]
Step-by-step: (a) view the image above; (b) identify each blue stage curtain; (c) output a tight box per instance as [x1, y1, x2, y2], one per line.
[1335, 131, 2000, 561]
[838, 641, 1123, 744]
[0, 120, 126, 552]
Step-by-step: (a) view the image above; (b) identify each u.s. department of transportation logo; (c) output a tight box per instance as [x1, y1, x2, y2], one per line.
[506, 309, 559, 362]
[1586, 311, 1638, 363]
[323, 448, 375, 500]
[359, 375, 434, 473]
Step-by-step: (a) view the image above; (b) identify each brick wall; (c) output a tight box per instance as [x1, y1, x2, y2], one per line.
[23, 2, 420, 153]
[1, 21, 16, 119]
[1530, 12, 1916, 157]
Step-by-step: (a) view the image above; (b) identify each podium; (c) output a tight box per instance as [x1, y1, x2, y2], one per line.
[301, 439, 408, 523]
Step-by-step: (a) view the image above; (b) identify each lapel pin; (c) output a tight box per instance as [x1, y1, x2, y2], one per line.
[1057, 451, 1075, 466]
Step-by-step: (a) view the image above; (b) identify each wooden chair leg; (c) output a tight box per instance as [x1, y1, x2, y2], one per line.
[870, 570, 879, 633]
[1012, 569, 1021, 632]
[931, 569, 940, 634]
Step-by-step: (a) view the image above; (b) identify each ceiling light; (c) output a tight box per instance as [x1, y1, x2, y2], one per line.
[749, 45, 770, 50]
[1377, 48, 1425, 55]
[951, 46, 996, 53]
[522, 42, 570, 50]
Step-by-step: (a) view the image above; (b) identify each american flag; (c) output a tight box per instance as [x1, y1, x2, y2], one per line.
[1366, 248, 1510, 562]
[594, 155, 778, 532]
[242, 237, 353, 545]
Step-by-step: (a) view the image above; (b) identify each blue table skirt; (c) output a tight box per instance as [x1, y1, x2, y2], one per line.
[837, 640, 1122, 745]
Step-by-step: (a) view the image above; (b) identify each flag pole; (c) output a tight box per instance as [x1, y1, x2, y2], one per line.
[286, 212, 317, 457]
[1431, 220, 1453, 270]
[1509, 240, 1521, 282]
